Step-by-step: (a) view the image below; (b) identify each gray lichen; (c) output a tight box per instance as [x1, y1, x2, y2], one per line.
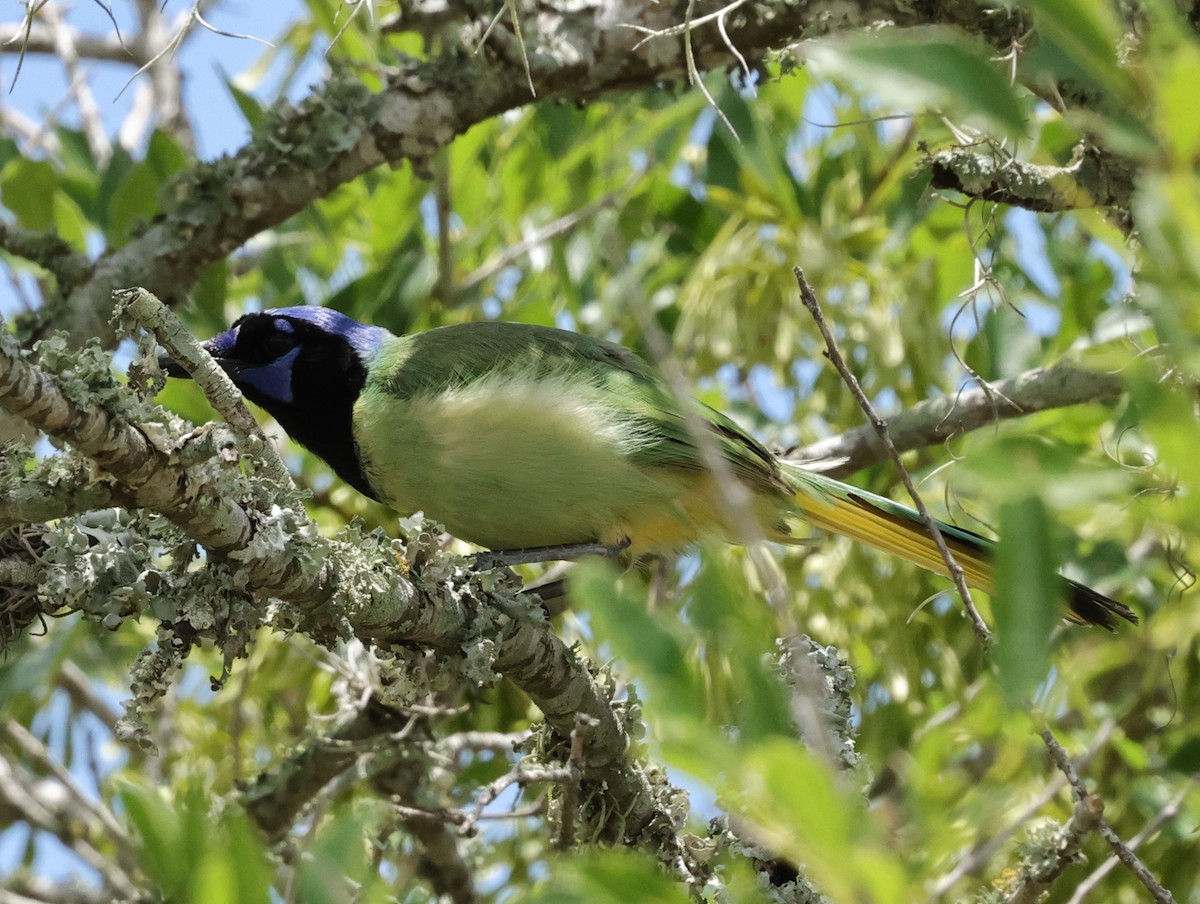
[777, 635, 861, 771]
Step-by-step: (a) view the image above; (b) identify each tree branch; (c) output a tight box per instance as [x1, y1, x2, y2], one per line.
[0, 754, 140, 899]
[928, 143, 1137, 227]
[784, 363, 1124, 479]
[42, 0, 1018, 344]
[1038, 727, 1178, 904]
[1002, 794, 1105, 904]
[0, 21, 133, 64]
[0, 222, 92, 297]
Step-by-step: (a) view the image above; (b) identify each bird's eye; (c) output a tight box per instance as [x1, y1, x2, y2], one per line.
[263, 332, 295, 358]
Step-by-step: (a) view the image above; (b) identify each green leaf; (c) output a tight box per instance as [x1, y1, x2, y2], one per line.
[1155, 42, 1200, 163]
[221, 808, 274, 904]
[295, 807, 382, 904]
[191, 261, 231, 334]
[735, 739, 915, 904]
[0, 136, 19, 172]
[993, 495, 1059, 708]
[960, 432, 1127, 510]
[108, 162, 164, 246]
[221, 72, 267, 130]
[1165, 736, 1200, 775]
[803, 27, 1027, 137]
[526, 850, 692, 903]
[188, 854, 238, 904]
[52, 192, 89, 250]
[688, 551, 793, 742]
[53, 126, 96, 172]
[570, 563, 708, 721]
[145, 129, 190, 180]
[1, 158, 58, 231]
[1022, 0, 1139, 104]
[95, 144, 135, 229]
[118, 781, 188, 898]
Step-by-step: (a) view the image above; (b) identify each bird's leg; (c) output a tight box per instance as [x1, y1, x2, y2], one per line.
[472, 539, 631, 570]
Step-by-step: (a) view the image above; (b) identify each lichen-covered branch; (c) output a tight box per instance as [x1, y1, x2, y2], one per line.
[0, 306, 697, 879]
[0, 453, 120, 530]
[928, 143, 1138, 224]
[984, 797, 1104, 902]
[932, 718, 1116, 896]
[784, 363, 1124, 479]
[45, 0, 1027, 344]
[0, 222, 92, 297]
[0, 323, 263, 558]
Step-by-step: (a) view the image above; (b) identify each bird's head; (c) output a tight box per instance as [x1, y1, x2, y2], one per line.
[161, 307, 386, 410]
[160, 306, 389, 498]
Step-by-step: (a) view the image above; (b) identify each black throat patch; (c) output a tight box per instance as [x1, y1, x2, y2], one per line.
[225, 315, 380, 501]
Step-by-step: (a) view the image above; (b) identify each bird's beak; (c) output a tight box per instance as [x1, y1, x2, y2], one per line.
[157, 352, 191, 378]
[158, 341, 240, 379]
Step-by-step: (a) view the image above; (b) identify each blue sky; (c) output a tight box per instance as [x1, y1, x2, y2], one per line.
[0, 1, 326, 319]
[2, 1, 319, 160]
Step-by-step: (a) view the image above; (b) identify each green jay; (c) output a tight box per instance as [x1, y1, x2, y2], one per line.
[160, 306, 1136, 630]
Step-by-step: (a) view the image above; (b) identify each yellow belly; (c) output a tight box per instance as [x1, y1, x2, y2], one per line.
[353, 373, 743, 552]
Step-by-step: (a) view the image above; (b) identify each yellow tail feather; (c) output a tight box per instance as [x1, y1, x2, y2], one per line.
[788, 490, 994, 591]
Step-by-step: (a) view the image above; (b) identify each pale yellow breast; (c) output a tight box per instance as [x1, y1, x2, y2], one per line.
[352, 372, 706, 551]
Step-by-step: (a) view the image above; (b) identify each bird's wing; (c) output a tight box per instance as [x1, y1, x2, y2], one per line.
[372, 322, 786, 494]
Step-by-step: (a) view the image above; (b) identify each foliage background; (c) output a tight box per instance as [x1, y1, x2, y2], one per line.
[0, 1, 1197, 902]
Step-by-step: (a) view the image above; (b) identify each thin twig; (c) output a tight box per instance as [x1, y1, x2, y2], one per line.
[1064, 777, 1195, 904]
[626, 0, 752, 47]
[1003, 794, 1105, 904]
[793, 266, 992, 643]
[459, 764, 577, 838]
[457, 178, 636, 295]
[116, 2, 270, 101]
[1038, 727, 1177, 904]
[1, 720, 135, 859]
[439, 731, 527, 757]
[471, 0, 535, 97]
[682, 0, 736, 139]
[508, 0, 535, 97]
[192, 9, 273, 47]
[114, 287, 293, 489]
[931, 717, 1116, 895]
[625, 0, 741, 137]
[327, 0, 375, 53]
[6, 0, 53, 92]
[42, 0, 112, 165]
[556, 713, 593, 849]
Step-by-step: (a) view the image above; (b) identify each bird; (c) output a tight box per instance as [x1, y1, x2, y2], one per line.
[159, 306, 1137, 631]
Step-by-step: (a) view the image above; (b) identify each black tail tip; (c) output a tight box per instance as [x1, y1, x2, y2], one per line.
[1066, 580, 1139, 631]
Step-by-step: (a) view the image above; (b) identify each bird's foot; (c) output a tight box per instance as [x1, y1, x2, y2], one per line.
[473, 539, 631, 570]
